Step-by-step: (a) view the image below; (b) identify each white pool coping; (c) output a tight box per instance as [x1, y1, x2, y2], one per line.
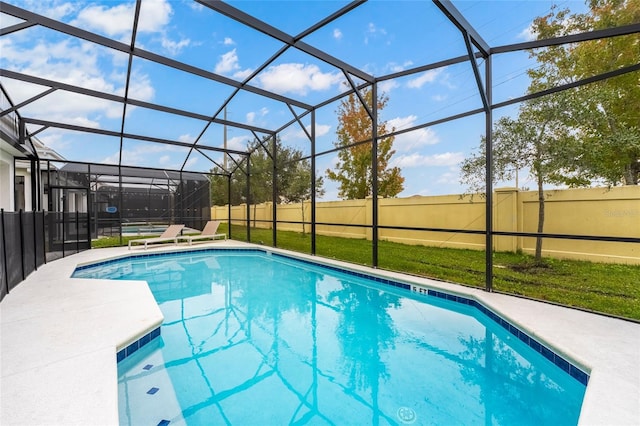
[1, 241, 638, 425]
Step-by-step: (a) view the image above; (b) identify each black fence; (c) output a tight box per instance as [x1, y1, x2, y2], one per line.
[45, 161, 211, 239]
[0, 209, 90, 302]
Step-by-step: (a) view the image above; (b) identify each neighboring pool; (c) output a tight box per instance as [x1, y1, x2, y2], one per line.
[120, 224, 168, 236]
[73, 249, 588, 425]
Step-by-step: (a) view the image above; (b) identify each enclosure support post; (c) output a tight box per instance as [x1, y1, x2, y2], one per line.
[36, 154, 42, 211]
[246, 154, 251, 242]
[75, 210, 79, 253]
[61, 200, 66, 258]
[272, 134, 277, 247]
[371, 83, 379, 268]
[86, 190, 91, 250]
[179, 172, 183, 226]
[42, 210, 47, 264]
[30, 157, 37, 211]
[227, 174, 232, 240]
[485, 56, 494, 291]
[18, 209, 25, 280]
[118, 165, 123, 247]
[1, 209, 9, 295]
[46, 161, 52, 212]
[311, 109, 317, 256]
[33, 209, 38, 270]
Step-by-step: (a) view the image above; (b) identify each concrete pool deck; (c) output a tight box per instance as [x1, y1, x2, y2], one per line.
[1, 241, 638, 425]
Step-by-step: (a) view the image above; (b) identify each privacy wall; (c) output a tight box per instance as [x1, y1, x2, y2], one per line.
[212, 186, 640, 265]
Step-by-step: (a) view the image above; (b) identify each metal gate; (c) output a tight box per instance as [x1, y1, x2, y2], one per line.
[47, 185, 91, 257]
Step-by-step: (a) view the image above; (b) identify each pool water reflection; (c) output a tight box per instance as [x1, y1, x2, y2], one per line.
[76, 250, 586, 425]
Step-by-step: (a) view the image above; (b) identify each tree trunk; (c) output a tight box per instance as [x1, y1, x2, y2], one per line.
[253, 202, 257, 229]
[623, 162, 639, 185]
[535, 173, 545, 265]
[301, 200, 306, 235]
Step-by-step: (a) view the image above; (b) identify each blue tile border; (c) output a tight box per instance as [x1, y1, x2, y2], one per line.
[424, 288, 589, 385]
[79, 247, 589, 386]
[116, 327, 161, 363]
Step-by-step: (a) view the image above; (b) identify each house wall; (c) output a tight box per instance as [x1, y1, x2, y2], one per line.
[0, 147, 15, 211]
[14, 165, 33, 211]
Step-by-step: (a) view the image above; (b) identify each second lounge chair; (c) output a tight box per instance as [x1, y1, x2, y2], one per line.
[180, 220, 226, 245]
[128, 224, 185, 250]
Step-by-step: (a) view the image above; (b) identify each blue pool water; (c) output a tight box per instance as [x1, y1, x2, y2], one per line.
[73, 249, 587, 425]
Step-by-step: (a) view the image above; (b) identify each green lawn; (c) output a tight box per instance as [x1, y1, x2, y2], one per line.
[92, 223, 640, 321]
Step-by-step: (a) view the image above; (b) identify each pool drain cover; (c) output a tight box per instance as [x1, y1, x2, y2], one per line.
[397, 407, 417, 424]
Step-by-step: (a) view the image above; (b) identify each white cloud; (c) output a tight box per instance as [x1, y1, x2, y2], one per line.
[517, 24, 535, 42]
[16, 1, 77, 21]
[214, 49, 253, 78]
[387, 61, 413, 73]
[188, 2, 204, 12]
[178, 134, 195, 143]
[378, 80, 398, 94]
[161, 36, 191, 56]
[72, 0, 171, 38]
[184, 157, 199, 169]
[367, 22, 385, 35]
[333, 28, 343, 40]
[1, 37, 154, 127]
[233, 68, 254, 80]
[432, 94, 447, 102]
[38, 132, 71, 152]
[73, 3, 134, 37]
[65, 115, 102, 128]
[365, 22, 387, 45]
[223, 37, 235, 45]
[127, 71, 155, 102]
[387, 115, 439, 152]
[282, 123, 331, 141]
[72, 0, 187, 57]
[436, 171, 459, 185]
[215, 49, 240, 74]
[393, 152, 464, 168]
[257, 63, 342, 95]
[246, 107, 269, 125]
[313, 123, 331, 137]
[102, 143, 188, 168]
[138, 0, 173, 33]
[407, 69, 443, 89]
[225, 135, 248, 151]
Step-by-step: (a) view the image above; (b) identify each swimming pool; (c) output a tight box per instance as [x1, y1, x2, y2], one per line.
[73, 248, 587, 425]
[120, 224, 168, 236]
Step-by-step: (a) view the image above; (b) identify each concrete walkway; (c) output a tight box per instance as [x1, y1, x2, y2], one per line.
[1, 241, 638, 425]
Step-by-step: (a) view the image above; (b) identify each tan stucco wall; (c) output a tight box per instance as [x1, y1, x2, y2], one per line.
[213, 186, 640, 264]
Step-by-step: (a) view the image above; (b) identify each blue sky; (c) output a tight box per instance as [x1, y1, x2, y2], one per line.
[1, 0, 589, 200]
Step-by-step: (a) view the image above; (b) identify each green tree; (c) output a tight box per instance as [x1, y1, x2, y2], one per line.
[460, 96, 581, 264]
[461, 0, 638, 264]
[326, 88, 404, 199]
[210, 136, 324, 206]
[209, 161, 245, 206]
[532, 1, 640, 185]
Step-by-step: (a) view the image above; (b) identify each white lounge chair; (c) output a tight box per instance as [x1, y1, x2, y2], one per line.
[180, 220, 226, 245]
[128, 224, 185, 250]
